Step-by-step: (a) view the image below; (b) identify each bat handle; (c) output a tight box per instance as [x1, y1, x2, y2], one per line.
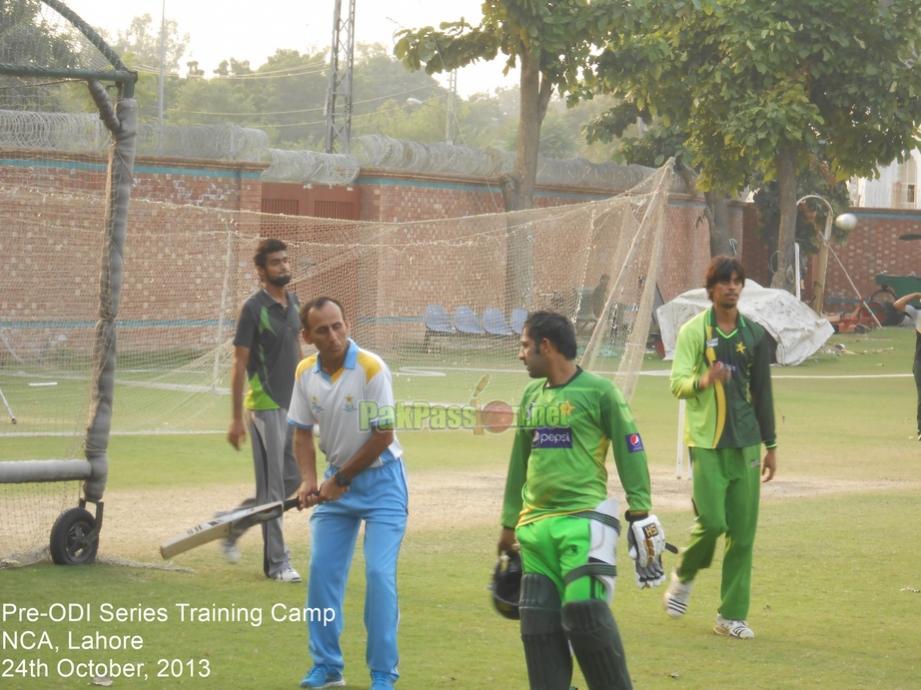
[665, 542, 679, 554]
[284, 490, 319, 510]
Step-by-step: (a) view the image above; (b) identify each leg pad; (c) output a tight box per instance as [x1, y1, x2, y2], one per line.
[562, 599, 632, 690]
[519, 574, 573, 690]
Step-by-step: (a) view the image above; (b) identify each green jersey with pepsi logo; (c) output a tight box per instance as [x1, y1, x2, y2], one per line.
[500, 368, 652, 528]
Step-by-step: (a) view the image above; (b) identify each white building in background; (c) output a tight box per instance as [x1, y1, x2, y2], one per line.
[850, 149, 921, 208]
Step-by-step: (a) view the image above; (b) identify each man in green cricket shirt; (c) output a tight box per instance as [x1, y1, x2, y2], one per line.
[498, 311, 667, 690]
[665, 256, 777, 640]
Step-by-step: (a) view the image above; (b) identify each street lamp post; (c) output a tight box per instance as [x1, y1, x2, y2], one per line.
[796, 194, 857, 314]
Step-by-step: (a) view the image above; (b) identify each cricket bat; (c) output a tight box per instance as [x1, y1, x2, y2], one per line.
[469, 374, 490, 436]
[160, 497, 300, 559]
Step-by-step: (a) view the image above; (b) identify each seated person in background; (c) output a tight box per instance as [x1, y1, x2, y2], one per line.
[592, 273, 610, 320]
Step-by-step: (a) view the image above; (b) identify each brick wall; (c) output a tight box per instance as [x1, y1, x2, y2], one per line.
[2, 155, 718, 357]
[819, 209, 921, 304]
[656, 197, 745, 301]
[741, 205, 921, 306]
[356, 171, 506, 221]
[347, 176, 717, 350]
[0, 151, 268, 359]
[355, 172, 716, 303]
[0, 150, 266, 210]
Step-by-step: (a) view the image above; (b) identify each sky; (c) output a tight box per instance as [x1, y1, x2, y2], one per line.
[62, 0, 519, 98]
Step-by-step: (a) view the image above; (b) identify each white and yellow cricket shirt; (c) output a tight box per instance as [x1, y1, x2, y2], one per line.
[287, 339, 402, 469]
[905, 305, 921, 363]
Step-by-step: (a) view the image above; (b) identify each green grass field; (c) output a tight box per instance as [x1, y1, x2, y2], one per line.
[2, 327, 920, 689]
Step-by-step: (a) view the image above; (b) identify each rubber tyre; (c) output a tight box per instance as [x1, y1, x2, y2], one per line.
[869, 288, 904, 327]
[50, 507, 98, 565]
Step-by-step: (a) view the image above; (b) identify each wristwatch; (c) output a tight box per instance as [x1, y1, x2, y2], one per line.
[333, 471, 351, 488]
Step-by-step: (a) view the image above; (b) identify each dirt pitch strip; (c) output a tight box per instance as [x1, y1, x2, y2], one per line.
[92, 467, 919, 564]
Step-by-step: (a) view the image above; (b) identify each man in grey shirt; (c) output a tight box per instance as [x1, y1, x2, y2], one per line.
[224, 238, 303, 581]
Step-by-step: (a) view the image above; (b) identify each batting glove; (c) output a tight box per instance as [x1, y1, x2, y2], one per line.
[626, 513, 666, 589]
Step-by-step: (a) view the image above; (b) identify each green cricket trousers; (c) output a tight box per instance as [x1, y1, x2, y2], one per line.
[676, 445, 761, 620]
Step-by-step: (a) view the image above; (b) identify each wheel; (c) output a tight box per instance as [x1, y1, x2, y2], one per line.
[870, 287, 896, 306]
[869, 288, 904, 326]
[50, 507, 98, 565]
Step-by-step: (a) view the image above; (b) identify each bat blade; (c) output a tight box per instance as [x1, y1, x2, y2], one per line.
[469, 374, 491, 436]
[160, 497, 299, 559]
[471, 374, 490, 399]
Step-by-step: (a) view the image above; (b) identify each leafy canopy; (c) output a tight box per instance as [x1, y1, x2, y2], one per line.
[594, 0, 921, 191]
[395, 0, 625, 102]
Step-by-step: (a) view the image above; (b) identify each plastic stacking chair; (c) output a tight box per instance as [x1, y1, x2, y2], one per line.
[482, 307, 514, 336]
[510, 308, 528, 335]
[422, 304, 455, 351]
[454, 305, 486, 335]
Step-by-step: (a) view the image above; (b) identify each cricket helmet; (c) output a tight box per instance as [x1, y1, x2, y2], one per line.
[490, 550, 522, 620]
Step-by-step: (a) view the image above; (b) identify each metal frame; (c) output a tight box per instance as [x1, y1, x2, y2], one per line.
[0, 0, 138, 564]
[324, 0, 356, 153]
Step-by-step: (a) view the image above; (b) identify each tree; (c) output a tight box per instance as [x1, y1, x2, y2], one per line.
[111, 13, 187, 73]
[248, 49, 328, 148]
[356, 96, 449, 142]
[107, 13, 189, 122]
[395, 1, 621, 211]
[593, 0, 921, 291]
[0, 0, 83, 110]
[395, 0, 622, 304]
[351, 44, 444, 119]
[454, 90, 518, 150]
[752, 161, 852, 261]
[585, 104, 738, 255]
[167, 45, 443, 149]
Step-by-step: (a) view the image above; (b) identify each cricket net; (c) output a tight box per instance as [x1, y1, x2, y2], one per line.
[0, 0, 137, 565]
[1, 142, 674, 563]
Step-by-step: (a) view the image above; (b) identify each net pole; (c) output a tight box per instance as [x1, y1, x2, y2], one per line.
[823, 236, 883, 328]
[83, 90, 137, 503]
[614, 163, 673, 399]
[212, 229, 235, 391]
[675, 399, 687, 479]
[580, 160, 674, 392]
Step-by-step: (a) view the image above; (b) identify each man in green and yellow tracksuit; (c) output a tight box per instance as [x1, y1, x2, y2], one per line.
[498, 311, 668, 690]
[665, 256, 777, 640]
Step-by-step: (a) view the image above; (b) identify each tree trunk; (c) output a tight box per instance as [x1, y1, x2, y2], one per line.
[504, 46, 552, 310]
[704, 190, 735, 256]
[771, 147, 797, 293]
[674, 166, 735, 258]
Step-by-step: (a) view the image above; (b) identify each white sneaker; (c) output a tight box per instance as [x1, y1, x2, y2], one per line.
[714, 614, 754, 639]
[272, 565, 302, 583]
[221, 539, 241, 564]
[663, 571, 692, 618]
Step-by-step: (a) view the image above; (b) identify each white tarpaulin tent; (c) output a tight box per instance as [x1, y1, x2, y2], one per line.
[656, 280, 834, 366]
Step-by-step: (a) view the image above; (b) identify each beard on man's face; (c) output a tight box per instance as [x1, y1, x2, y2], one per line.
[267, 273, 291, 287]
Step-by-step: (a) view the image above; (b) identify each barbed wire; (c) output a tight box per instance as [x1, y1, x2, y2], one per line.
[263, 149, 360, 185]
[0, 109, 688, 191]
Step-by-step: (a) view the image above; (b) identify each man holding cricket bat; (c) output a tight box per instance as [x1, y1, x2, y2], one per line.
[289, 296, 407, 690]
[665, 256, 777, 640]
